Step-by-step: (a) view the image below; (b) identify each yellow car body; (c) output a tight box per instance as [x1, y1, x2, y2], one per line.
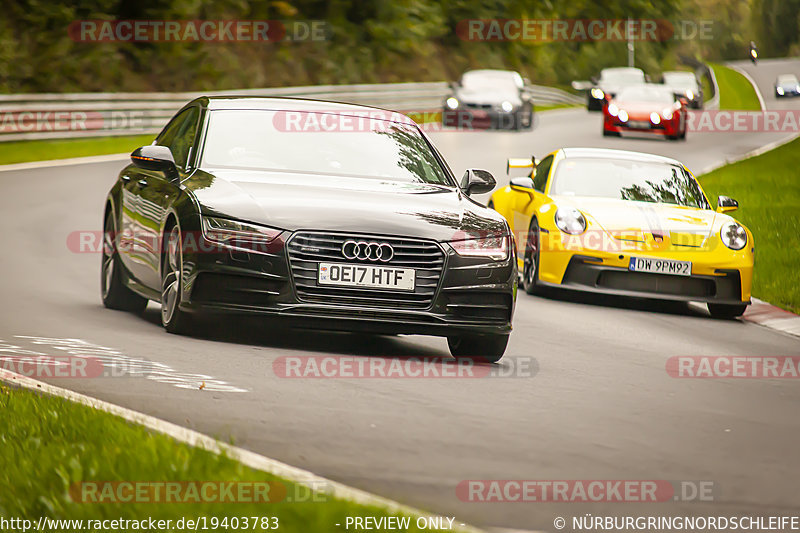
[490, 148, 754, 318]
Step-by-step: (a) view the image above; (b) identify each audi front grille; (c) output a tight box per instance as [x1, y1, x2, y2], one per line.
[286, 232, 445, 310]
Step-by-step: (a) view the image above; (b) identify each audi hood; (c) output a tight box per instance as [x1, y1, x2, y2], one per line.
[184, 168, 508, 242]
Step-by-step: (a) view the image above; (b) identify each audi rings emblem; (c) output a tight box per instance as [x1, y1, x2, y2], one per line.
[342, 240, 394, 262]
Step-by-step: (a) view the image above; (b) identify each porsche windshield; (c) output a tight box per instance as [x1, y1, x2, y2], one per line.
[201, 109, 453, 186]
[551, 157, 710, 208]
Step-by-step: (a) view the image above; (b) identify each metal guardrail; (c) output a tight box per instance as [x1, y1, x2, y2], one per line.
[0, 82, 582, 142]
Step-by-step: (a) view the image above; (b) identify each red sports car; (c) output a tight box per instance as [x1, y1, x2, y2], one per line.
[603, 85, 687, 141]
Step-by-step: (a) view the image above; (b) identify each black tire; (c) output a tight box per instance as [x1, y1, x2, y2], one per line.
[101, 211, 148, 313]
[707, 303, 748, 319]
[522, 218, 543, 295]
[161, 224, 192, 334]
[447, 333, 509, 363]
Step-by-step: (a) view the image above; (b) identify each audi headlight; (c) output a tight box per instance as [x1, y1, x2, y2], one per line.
[202, 216, 283, 248]
[554, 208, 587, 235]
[446, 97, 459, 110]
[591, 88, 605, 100]
[501, 101, 514, 112]
[720, 222, 747, 250]
[607, 103, 619, 117]
[777, 87, 785, 95]
[618, 110, 629, 122]
[650, 112, 661, 124]
[450, 234, 509, 261]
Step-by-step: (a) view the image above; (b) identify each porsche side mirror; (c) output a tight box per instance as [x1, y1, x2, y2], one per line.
[509, 177, 535, 192]
[131, 145, 178, 179]
[461, 169, 496, 196]
[507, 157, 537, 176]
[717, 195, 739, 213]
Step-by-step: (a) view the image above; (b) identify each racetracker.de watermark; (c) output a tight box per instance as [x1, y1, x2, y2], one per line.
[667, 356, 800, 378]
[687, 110, 800, 132]
[68, 20, 329, 43]
[272, 356, 538, 378]
[456, 19, 713, 42]
[457, 480, 716, 503]
[69, 481, 329, 503]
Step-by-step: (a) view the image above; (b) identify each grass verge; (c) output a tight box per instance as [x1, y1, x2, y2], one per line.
[709, 63, 761, 111]
[699, 136, 800, 313]
[0, 382, 432, 531]
[0, 134, 154, 166]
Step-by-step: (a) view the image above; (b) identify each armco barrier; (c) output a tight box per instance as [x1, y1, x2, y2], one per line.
[0, 82, 582, 142]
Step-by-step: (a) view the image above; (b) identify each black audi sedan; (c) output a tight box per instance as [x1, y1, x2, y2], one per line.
[102, 97, 516, 360]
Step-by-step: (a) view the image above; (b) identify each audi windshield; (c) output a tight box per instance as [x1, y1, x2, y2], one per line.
[201, 109, 453, 186]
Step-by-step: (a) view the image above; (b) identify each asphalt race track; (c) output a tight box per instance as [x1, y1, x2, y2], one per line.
[1, 60, 799, 531]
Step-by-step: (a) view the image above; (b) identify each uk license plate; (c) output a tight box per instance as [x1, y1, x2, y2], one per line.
[318, 263, 415, 291]
[629, 257, 691, 277]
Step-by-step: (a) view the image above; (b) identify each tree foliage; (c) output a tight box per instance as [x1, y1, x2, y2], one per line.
[0, 0, 794, 93]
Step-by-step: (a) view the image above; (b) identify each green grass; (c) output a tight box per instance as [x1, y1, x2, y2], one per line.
[0, 134, 154, 165]
[709, 63, 761, 111]
[699, 137, 800, 313]
[0, 383, 433, 531]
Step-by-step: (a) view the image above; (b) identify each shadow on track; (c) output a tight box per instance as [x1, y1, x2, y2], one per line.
[137, 306, 451, 358]
[522, 286, 714, 318]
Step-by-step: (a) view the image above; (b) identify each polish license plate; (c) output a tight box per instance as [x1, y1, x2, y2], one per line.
[318, 263, 415, 291]
[629, 257, 691, 277]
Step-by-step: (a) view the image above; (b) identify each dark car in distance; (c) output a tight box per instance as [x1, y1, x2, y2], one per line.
[102, 97, 516, 361]
[442, 69, 534, 130]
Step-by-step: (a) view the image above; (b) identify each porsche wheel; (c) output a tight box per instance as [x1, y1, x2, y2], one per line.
[522, 218, 543, 295]
[447, 333, 509, 363]
[101, 211, 147, 313]
[161, 224, 192, 334]
[707, 303, 748, 319]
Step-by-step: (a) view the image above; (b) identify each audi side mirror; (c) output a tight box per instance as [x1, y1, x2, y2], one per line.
[131, 145, 178, 179]
[460, 169, 496, 196]
[717, 195, 739, 213]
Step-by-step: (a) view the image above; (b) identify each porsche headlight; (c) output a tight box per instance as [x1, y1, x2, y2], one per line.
[720, 222, 747, 250]
[607, 103, 619, 117]
[662, 107, 673, 120]
[650, 112, 661, 124]
[591, 88, 605, 100]
[450, 234, 509, 261]
[554, 208, 587, 235]
[202, 216, 283, 247]
[446, 97, 459, 110]
[618, 110, 629, 122]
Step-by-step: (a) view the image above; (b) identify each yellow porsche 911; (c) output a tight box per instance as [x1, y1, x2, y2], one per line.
[489, 148, 754, 318]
